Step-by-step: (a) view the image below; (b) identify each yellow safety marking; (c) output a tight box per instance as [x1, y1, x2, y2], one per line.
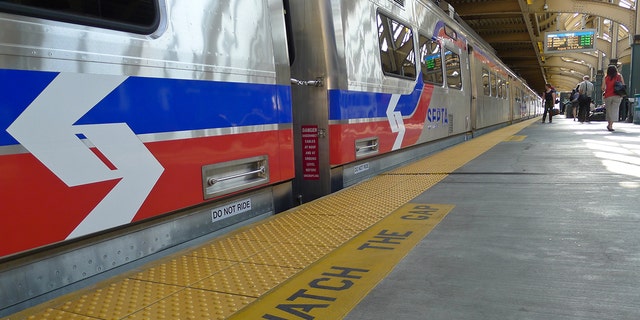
[504, 135, 526, 141]
[232, 222, 357, 247]
[228, 203, 454, 320]
[241, 242, 335, 269]
[58, 279, 182, 319]
[262, 212, 374, 231]
[124, 288, 254, 319]
[13, 308, 94, 320]
[190, 262, 299, 297]
[130, 255, 235, 286]
[187, 237, 275, 261]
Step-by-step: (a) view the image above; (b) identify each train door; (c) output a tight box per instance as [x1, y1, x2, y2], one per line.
[509, 75, 519, 122]
[468, 45, 478, 130]
[506, 75, 518, 123]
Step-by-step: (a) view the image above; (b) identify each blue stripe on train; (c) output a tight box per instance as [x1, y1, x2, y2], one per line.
[0, 69, 292, 146]
[327, 74, 423, 120]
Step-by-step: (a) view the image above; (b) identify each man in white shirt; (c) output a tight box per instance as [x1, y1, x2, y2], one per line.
[577, 75, 594, 123]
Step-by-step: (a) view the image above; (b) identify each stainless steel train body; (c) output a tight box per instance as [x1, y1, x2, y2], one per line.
[0, 0, 541, 314]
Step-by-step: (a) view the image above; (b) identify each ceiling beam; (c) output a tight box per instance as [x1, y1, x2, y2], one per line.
[448, 0, 522, 15]
[517, 0, 547, 87]
[544, 56, 591, 75]
[545, 52, 599, 68]
[527, 0, 635, 32]
[480, 32, 533, 42]
[547, 71, 584, 83]
[547, 75, 584, 91]
[498, 49, 539, 58]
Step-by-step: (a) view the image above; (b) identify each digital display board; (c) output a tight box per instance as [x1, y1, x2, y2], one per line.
[424, 54, 438, 70]
[544, 29, 596, 54]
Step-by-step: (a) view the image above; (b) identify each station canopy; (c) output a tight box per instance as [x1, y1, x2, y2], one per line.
[443, 0, 636, 93]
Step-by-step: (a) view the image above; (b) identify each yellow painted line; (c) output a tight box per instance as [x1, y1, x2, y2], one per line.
[228, 203, 454, 320]
[504, 135, 526, 141]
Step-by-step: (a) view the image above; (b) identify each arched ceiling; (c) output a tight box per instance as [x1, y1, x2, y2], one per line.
[442, 0, 636, 93]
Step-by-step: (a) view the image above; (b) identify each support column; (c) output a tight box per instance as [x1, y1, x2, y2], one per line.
[595, 70, 604, 106]
[631, 37, 640, 97]
[611, 22, 619, 60]
[630, 2, 640, 98]
[628, 4, 640, 122]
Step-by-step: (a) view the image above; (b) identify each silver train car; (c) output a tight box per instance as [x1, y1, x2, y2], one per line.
[0, 0, 541, 314]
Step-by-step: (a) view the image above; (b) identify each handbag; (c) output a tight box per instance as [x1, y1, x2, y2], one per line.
[614, 81, 627, 96]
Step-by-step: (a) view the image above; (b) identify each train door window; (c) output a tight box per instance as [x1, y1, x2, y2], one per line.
[377, 12, 416, 79]
[501, 77, 508, 99]
[490, 71, 497, 97]
[444, 25, 457, 40]
[418, 35, 443, 85]
[518, 89, 523, 104]
[444, 49, 461, 89]
[482, 68, 490, 96]
[0, 0, 160, 34]
[497, 77, 503, 98]
[503, 80, 510, 99]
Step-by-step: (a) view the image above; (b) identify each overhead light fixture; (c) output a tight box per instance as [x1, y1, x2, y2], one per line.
[543, 1, 549, 10]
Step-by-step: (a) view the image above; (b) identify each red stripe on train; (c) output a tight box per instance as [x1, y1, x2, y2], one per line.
[0, 130, 293, 257]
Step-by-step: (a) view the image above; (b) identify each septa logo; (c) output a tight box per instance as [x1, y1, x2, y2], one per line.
[7, 72, 164, 239]
[427, 107, 449, 124]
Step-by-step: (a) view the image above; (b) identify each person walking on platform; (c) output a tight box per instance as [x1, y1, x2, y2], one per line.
[577, 75, 594, 123]
[542, 83, 556, 123]
[570, 88, 579, 121]
[602, 65, 624, 132]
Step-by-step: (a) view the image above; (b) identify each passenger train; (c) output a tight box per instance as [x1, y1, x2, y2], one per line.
[0, 0, 542, 312]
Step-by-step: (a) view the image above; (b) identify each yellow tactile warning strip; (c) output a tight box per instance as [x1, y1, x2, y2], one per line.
[4, 117, 538, 320]
[504, 135, 527, 141]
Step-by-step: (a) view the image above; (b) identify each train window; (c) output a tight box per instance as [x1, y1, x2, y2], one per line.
[377, 12, 416, 79]
[482, 68, 490, 96]
[0, 0, 159, 34]
[418, 35, 443, 86]
[444, 49, 461, 89]
[497, 77, 503, 98]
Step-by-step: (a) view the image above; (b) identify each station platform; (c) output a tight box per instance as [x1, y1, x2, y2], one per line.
[4, 116, 640, 320]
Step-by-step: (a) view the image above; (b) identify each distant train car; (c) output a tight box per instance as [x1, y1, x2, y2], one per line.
[0, 0, 540, 314]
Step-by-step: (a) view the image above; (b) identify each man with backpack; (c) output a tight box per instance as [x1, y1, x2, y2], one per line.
[577, 75, 594, 123]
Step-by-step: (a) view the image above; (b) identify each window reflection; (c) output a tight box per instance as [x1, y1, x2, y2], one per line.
[482, 68, 490, 96]
[444, 49, 461, 89]
[419, 35, 443, 85]
[377, 12, 416, 79]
